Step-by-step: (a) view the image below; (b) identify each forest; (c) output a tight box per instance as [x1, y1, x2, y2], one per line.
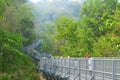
[0, 0, 120, 79]
[0, 0, 39, 79]
[34, 0, 120, 57]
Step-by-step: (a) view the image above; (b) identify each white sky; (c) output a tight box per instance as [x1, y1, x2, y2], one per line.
[30, 0, 120, 3]
[30, 0, 52, 3]
[30, 0, 40, 3]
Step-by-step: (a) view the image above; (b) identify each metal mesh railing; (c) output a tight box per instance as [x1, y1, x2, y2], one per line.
[39, 58, 120, 80]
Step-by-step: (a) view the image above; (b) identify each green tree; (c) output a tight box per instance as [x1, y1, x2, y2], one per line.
[78, 0, 119, 56]
[55, 16, 80, 57]
[93, 1, 120, 57]
[0, 0, 39, 79]
[0, 29, 39, 80]
[0, 0, 35, 46]
[0, 0, 7, 18]
[80, 0, 118, 37]
[54, 0, 120, 57]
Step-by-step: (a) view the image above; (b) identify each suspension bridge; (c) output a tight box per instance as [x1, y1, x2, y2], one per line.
[24, 40, 120, 80]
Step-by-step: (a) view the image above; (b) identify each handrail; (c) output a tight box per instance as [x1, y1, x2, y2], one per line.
[39, 58, 120, 80]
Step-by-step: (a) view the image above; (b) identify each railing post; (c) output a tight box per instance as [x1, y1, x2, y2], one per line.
[61, 58, 63, 75]
[112, 59, 115, 80]
[69, 58, 70, 79]
[45, 58, 46, 69]
[85, 58, 87, 80]
[93, 58, 95, 80]
[78, 58, 81, 80]
[51, 58, 53, 72]
[102, 58, 105, 80]
[50, 58, 52, 71]
[73, 58, 76, 76]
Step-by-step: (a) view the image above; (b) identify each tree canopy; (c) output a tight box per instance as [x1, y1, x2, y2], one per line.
[0, 0, 39, 79]
[36, 0, 120, 57]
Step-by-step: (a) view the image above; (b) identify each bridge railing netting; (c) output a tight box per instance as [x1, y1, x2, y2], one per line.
[38, 58, 120, 80]
[23, 40, 120, 80]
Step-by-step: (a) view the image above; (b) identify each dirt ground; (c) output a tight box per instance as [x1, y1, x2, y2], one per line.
[39, 72, 46, 80]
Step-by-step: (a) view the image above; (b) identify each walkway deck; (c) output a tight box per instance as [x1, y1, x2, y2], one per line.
[38, 58, 120, 80]
[24, 40, 120, 80]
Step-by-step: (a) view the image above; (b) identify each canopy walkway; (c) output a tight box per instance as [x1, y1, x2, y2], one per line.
[38, 58, 120, 80]
[23, 40, 52, 60]
[24, 40, 120, 80]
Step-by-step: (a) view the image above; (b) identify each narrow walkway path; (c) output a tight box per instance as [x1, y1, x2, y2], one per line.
[39, 58, 120, 80]
[39, 72, 46, 80]
[23, 40, 120, 80]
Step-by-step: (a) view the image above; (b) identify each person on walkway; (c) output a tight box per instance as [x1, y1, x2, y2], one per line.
[86, 55, 94, 80]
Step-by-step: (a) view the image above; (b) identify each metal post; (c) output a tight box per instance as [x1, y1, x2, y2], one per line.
[38, 59, 40, 70]
[74, 59, 75, 76]
[85, 58, 87, 80]
[112, 59, 115, 80]
[102, 59, 105, 80]
[78, 58, 81, 80]
[50, 58, 52, 71]
[93, 58, 95, 80]
[61, 58, 63, 75]
[69, 58, 70, 79]
[45, 58, 47, 70]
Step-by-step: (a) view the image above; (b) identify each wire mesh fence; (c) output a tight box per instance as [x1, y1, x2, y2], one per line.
[39, 57, 120, 80]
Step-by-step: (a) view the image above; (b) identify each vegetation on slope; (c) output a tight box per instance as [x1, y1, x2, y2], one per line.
[0, 0, 39, 79]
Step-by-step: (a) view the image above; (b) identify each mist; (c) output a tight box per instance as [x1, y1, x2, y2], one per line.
[29, 0, 84, 39]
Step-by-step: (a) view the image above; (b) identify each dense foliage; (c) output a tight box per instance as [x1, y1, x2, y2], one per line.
[1, 1, 120, 79]
[0, 0, 39, 79]
[55, 0, 120, 57]
[0, 30, 38, 80]
[33, 0, 83, 54]
[36, 0, 120, 57]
